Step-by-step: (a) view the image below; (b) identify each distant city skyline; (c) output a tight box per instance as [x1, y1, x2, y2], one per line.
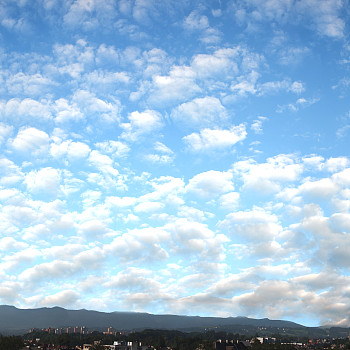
[0, 0, 350, 328]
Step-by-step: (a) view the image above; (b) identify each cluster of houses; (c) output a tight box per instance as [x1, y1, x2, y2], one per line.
[81, 341, 156, 350]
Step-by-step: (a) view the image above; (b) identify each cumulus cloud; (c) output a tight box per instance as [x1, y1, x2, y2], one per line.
[172, 96, 228, 129]
[295, 0, 345, 38]
[78, 219, 109, 238]
[134, 201, 164, 213]
[63, 0, 117, 30]
[187, 170, 234, 198]
[148, 66, 201, 106]
[50, 140, 91, 160]
[231, 0, 345, 38]
[165, 218, 228, 261]
[234, 155, 303, 195]
[72, 90, 122, 123]
[183, 124, 247, 151]
[220, 208, 282, 242]
[88, 150, 118, 176]
[191, 48, 240, 79]
[0, 98, 52, 123]
[54, 98, 84, 123]
[251, 116, 267, 134]
[145, 142, 175, 164]
[38, 290, 80, 308]
[121, 110, 163, 142]
[108, 227, 170, 263]
[219, 192, 240, 210]
[6, 72, 55, 97]
[104, 267, 159, 293]
[183, 9, 222, 44]
[299, 178, 339, 200]
[0, 123, 13, 145]
[10, 127, 50, 154]
[95, 140, 130, 158]
[325, 157, 349, 172]
[0, 158, 23, 185]
[24, 167, 62, 196]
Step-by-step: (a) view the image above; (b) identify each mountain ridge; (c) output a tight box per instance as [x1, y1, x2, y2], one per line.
[0, 305, 304, 335]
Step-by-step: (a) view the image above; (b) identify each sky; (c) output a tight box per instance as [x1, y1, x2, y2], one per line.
[0, 0, 350, 328]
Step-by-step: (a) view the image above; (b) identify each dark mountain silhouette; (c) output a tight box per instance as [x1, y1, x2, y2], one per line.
[0, 305, 304, 334]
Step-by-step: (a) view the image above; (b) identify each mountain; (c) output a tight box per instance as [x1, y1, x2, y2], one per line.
[0, 305, 304, 335]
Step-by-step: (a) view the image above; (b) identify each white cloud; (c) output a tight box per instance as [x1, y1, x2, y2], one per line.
[183, 10, 209, 31]
[191, 48, 240, 80]
[121, 110, 163, 142]
[0, 98, 52, 122]
[232, 0, 345, 38]
[332, 168, 350, 187]
[221, 208, 282, 241]
[10, 127, 50, 154]
[144, 154, 174, 164]
[278, 46, 310, 65]
[325, 157, 349, 172]
[96, 43, 119, 65]
[38, 290, 80, 308]
[165, 218, 228, 261]
[78, 219, 109, 238]
[299, 178, 339, 200]
[132, 0, 157, 24]
[234, 155, 303, 195]
[50, 140, 91, 160]
[187, 170, 234, 198]
[88, 150, 118, 176]
[72, 90, 122, 123]
[258, 80, 305, 96]
[104, 267, 158, 292]
[330, 213, 350, 233]
[219, 192, 240, 210]
[105, 196, 137, 208]
[107, 228, 170, 263]
[0, 123, 13, 145]
[53, 40, 94, 78]
[148, 65, 201, 106]
[0, 237, 27, 251]
[95, 140, 130, 158]
[303, 155, 324, 170]
[295, 0, 345, 38]
[149, 176, 185, 199]
[277, 96, 318, 113]
[63, 0, 117, 30]
[6, 72, 54, 97]
[230, 70, 260, 96]
[144, 142, 175, 164]
[183, 124, 247, 152]
[177, 206, 208, 222]
[87, 172, 126, 191]
[154, 141, 173, 155]
[134, 201, 164, 213]
[171, 96, 228, 129]
[251, 116, 267, 134]
[24, 167, 61, 196]
[183, 10, 221, 44]
[54, 98, 84, 123]
[0, 158, 23, 185]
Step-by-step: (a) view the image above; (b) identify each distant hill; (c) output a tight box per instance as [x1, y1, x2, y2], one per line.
[0, 305, 303, 335]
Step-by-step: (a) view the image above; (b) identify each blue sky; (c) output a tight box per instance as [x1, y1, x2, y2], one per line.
[0, 0, 350, 328]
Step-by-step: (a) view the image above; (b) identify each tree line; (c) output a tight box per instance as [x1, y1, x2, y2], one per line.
[0, 334, 24, 350]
